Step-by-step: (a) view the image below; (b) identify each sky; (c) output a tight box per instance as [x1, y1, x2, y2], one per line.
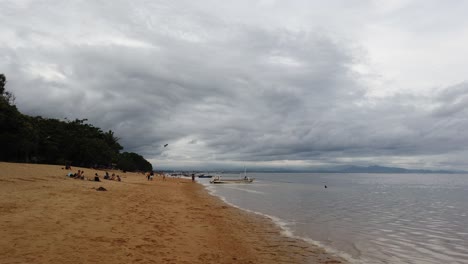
[1, 0, 468, 170]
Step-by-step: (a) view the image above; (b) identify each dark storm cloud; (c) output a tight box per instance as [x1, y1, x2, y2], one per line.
[1, 1, 468, 170]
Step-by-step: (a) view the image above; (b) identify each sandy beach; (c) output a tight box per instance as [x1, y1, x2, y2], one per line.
[0, 162, 344, 264]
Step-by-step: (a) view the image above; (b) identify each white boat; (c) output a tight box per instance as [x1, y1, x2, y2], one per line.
[209, 167, 254, 184]
[209, 176, 254, 184]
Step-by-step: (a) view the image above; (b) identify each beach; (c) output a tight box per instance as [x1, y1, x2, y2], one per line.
[0, 162, 344, 264]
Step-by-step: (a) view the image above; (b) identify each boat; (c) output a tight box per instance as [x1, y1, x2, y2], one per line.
[209, 167, 254, 184]
[209, 176, 254, 184]
[198, 174, 213, 178]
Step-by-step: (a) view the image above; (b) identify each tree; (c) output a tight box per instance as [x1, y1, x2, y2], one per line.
[0, 74, 27, 161]
[117, 152, 153, 172]
[0, 74, 15, 105]
[0, 74, 5, 95]
[0, 73, 153, 170]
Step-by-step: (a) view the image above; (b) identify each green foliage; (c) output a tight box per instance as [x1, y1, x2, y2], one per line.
[0, 73, 152, 171]
[0, 74, 15, 105]
[117, 152, 153, 172]
[0, 74, 30, 161]
[0, 74, 5, 95]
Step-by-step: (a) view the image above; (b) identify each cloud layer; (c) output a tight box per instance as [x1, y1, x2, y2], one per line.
[2, 0, 468, 170]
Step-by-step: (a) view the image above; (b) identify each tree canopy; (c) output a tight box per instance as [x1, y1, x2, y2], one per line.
[0, 74, 153, 172]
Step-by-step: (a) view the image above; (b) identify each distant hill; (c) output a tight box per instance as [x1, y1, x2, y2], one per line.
[204, 165, 466, 174]
[313, 165, 465, 174]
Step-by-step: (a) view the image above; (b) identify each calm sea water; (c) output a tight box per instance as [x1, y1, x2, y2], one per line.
[199, 173, 468, 264]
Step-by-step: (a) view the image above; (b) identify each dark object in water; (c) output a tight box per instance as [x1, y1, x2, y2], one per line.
[324, 185, 328, 188]
[96, 186, 107, 191]
[164, 143, 168, 147]
[198, 174, 213, 178]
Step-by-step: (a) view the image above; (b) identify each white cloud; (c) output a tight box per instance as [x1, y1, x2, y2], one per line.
[1, 0, 468, 170]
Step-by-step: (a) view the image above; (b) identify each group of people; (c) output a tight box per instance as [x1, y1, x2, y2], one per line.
[68, 169, 85, 180]
[146, 171, 166, 181]
[103, 171, 121, 182]
[147, 171, 154, 181]
[67, 170, 121, 182]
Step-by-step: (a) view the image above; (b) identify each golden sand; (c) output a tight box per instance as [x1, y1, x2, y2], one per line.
[0, 162, 344, 264]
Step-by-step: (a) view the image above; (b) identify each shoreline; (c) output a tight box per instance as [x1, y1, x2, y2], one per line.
[202, 184, 353, 263]
[0, 162, 345, 264]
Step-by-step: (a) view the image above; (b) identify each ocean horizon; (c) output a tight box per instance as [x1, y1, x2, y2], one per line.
[200, 172, 468, 264]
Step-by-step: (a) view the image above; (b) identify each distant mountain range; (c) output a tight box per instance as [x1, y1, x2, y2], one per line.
[160, 165, 467, 174]
[308, 165, 466, 174]
[200, 165, 466, 174]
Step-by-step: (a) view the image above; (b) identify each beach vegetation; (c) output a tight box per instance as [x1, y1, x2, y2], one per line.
[0, 73, 152, 171]
[116, 152, 153, 172]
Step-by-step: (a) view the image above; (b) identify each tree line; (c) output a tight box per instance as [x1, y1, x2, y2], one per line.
[0, 73, 152, 172]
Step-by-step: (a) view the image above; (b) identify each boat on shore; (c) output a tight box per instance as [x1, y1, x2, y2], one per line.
[197, 174, 213, 178]
[209, 176, 254, 184]
[210, 167, 253, 184]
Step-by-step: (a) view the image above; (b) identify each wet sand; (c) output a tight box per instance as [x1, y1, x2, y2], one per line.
[0, 162, 344, 264]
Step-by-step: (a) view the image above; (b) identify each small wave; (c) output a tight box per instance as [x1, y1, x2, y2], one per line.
[224, 186, 265, 194]
[260, 213, 368, 264]
[200, 183, 365, 264]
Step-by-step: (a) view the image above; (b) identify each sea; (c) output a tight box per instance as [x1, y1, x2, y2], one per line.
[198, 173, 468, 264]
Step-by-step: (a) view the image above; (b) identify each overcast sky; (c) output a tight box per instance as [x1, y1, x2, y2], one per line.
[2, 0, 468, 170]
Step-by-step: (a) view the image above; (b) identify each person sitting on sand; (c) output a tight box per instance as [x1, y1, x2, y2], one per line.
[110, 173, 116, 181]
[74, 170, 84, 180]
[94, 173, 100, 182]
[117, 175, 121, 182]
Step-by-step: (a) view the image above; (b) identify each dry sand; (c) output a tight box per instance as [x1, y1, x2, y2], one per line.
[0, 162, 344, 264]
